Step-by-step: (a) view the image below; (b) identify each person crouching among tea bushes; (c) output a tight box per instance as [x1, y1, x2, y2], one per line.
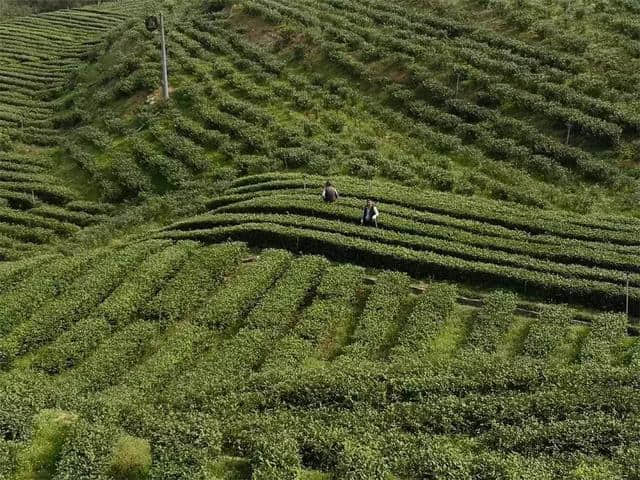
[322, 180, 339, 203]
[361, 199, 379, 227]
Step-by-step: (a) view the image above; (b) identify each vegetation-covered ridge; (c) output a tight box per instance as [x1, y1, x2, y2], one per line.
[157, 173, 640, 313]
[62, 0, 640, 217]
[0, 0, 160, 257]
[0, 240, 639, 479]
[0, 0, 126, 21]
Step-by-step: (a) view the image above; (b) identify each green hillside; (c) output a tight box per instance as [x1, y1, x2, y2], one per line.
[1, 240, 639, 479]
[1, 0, 640, 478]
[59, 0, 640, 216]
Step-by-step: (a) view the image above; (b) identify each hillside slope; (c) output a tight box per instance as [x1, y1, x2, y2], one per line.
[58, 0, 640, 217]
[0, 240, 638, 479]
[0, 0, 159, 258]
[158, 172, 640, 314]
[2, 0, 640, 478]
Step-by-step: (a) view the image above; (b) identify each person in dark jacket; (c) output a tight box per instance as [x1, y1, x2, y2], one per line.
[322, 181, 339, 203]
[361, 199, 379, 227]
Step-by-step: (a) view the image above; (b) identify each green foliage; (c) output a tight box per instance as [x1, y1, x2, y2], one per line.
[108, 435, 152, 480]
[244, 255, 328, 331]
[249, 434, 301, 480]
[14, 410, 78, 480]
[345, 271, 409, 357]
[30, 241, 168, 373]
[196, 249, 292, 329]
[579, 312, 628, 364]
[143, 242, 246, 322]
[1, 0, 640, 477]
[392, 283, 458, 359]
[468, 291, 518, 353]
[335, 440, 387, 480]
[522, 305, 571, 358]
[0, 133, 12, 152]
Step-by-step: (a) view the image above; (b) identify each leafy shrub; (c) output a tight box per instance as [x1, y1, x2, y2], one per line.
[335, 440, 387, 480]
[392, 283, 457, 359]
[14, 410, 78, 480]
[274, 147, 318, 168]
[579, 313, 627, 364]
[196, 249, 292, 329]
[324, 115, 345, 133]
[468, 291, 518, 353]
[347, 157, 377, 179]
[0, 133, 12, 152]
[522, 305, 571, 358]
[234, 155, 283, 175]
[109, 435, 152, 480]
[250, 434, 301, 480]
[345, 272, 409, 357]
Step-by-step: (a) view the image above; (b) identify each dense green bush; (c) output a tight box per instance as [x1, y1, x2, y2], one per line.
[108, 434, 152, 480]
[468, 291, 518, 353]
[522, 305, 571, 358]
[196, 249, 292, 329]
[14, 410, 78, 480]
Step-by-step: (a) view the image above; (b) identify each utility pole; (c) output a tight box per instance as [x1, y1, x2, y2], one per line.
[160, 13, 170, 100]
[147, 14, 170, 100]
[565, 122, 573, 145]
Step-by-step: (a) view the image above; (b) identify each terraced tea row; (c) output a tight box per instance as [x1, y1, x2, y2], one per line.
[67, 1, 620, 213]
[0, 0, 157, 144]
[0, 152, 116, 258]
[0, 241, 637, 478]
[0, 1, 161, 253]
[237, 0, 638, 186]
[157, 173, 640, 312]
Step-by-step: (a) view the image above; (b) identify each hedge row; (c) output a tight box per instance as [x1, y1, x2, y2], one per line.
[0, 221, 56, 244]
[391, 283, 458, 360]
[195, 249, 292, 330]
[30, 241, 189, 374]
[208, 196, 640, 283]
[579, 312, 628, 365]
[148, 123, 209, 173]
[29, 204, 97, 227]
[343, 272, 409, 358]
[130, 137, 189, 188]
[156, 222, 640, 313]
[142, 242, 246, 322]
[223, 174, 640, 244]
[522, 305, 572, 358]
[106, 321, 214, 397]
[61, 320, 160, 395]
[246, 0, 624, 183]
[267, 264, 365, 363]
[29, 241, 169, 374]
[173, 209, 640, 296]
[0, 250, 97, 343]
[467, 291, 518, 353]
[244, 255, 328, 332]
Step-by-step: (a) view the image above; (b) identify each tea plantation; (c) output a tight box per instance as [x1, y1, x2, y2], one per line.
[1, 0, 640, 478]
[1, 240, 639, 479]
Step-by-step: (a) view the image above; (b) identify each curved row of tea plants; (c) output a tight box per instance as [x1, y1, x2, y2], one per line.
[0, 240, 637, 478]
